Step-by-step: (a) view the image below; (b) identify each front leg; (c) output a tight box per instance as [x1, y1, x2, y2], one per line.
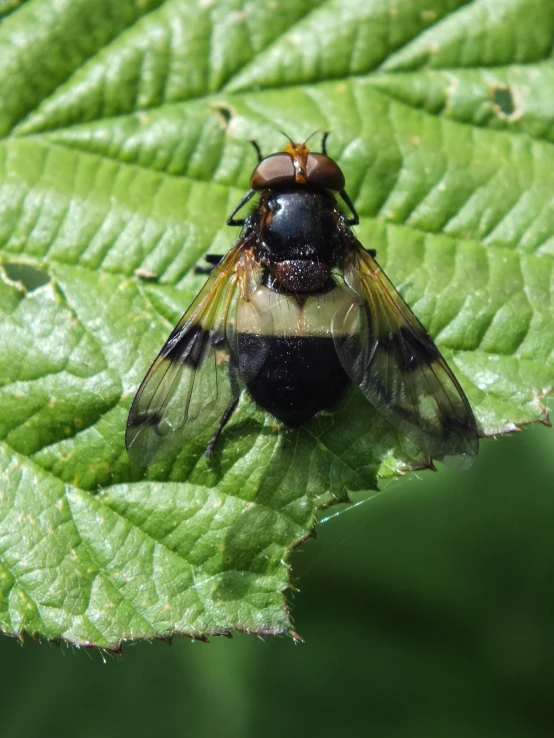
[340, 189, 359, 226]
[227, 189, 256, 226]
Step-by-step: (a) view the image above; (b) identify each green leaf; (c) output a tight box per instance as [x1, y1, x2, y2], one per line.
[0, 0, 552, 649]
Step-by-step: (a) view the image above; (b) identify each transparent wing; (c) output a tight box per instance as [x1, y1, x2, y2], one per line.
[334, 244, 479, 469]
[126, 244, 264, 466]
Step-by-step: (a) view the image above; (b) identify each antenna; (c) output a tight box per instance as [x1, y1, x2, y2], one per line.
[302, 129, 320, 147]
[277, 129, 295, 146]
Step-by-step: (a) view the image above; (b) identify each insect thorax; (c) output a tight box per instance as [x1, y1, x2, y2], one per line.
[254, 187, 347, 264]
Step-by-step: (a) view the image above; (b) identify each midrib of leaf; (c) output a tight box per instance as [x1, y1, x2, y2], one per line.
[0, 0, 328, 140]
[2, 82, 548, 279]
[11, 0, 549, 141]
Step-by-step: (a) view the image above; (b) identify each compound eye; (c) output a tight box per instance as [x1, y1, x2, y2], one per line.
[306, 153, 345, 190]
[250, 153, 295, 190]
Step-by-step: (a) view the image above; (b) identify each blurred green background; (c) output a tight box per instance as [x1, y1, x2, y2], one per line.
[2, 414, 552, 738]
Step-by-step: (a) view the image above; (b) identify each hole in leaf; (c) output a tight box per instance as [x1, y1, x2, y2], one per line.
[212, 102, 234, 126]
[3, 262, 51, 291]
[492, 86, 515, 116]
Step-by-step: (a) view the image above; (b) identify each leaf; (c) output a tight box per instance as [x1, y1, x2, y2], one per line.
[0, 0, 552, 649]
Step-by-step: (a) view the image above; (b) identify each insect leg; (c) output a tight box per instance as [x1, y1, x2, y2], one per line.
[193, 254, 224, 275]
[339, 189, 359, 225]
[204, 359, 242, 458]
[203, 396, 240, 458]
[227, 189, 256, 226]
[205, 254, 224, 264]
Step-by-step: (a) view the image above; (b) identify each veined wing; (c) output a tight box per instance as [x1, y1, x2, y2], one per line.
[334, 243, 479, 469]
[126, 242, 262, 466]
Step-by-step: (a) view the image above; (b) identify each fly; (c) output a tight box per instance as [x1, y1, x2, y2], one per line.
[126, 134, 479, 469]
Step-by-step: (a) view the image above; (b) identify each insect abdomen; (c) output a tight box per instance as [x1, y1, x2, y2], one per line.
[238, 334, 350, 426]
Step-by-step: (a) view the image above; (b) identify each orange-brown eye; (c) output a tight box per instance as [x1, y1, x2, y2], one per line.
[250, 153, 296, 190]
[306, 153, 345, 190]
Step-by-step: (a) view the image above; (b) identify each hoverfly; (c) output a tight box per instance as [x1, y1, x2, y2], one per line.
[126, 134, 479, 469]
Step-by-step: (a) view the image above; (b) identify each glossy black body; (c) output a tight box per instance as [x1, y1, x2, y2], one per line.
[239, 334, 349, 426]
[253, 187, 345, 264]
[239, 186, 352, 424]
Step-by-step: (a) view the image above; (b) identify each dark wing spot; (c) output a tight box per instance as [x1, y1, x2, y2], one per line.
[163, 325, 226, 368]
[162, 325, 213, 369]
[382, 327, 441, 372]
[439, 409, 475, 434]
[128, 410, 163, 431]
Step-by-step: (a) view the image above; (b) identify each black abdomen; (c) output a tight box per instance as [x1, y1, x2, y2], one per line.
[239, 334, 350, 426]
